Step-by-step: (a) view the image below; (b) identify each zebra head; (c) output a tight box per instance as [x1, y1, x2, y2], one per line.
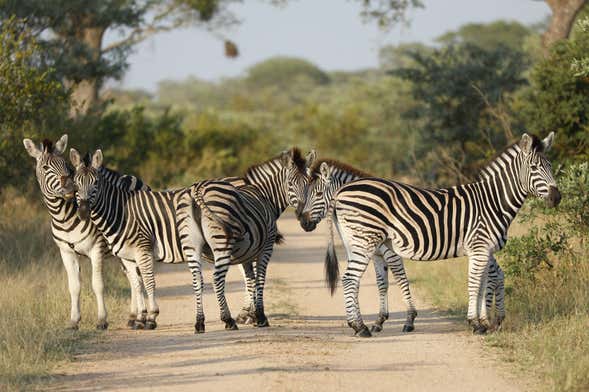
[298, 161, 334, 232]
[280, 148, 316, 211]
[518, 132, 561, 207]
[70, 148, 103, 220]
[23, 135, 75, 200]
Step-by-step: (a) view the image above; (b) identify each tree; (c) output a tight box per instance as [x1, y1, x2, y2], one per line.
[393, 43, 529, 184]
[0, 0, 240, 116]
[245, 57, 330, 88]
[0, 17, 69, 189]
[542, 0, 588, 51]
[436, 20, 533, 51]
[521, 16, 589, 161]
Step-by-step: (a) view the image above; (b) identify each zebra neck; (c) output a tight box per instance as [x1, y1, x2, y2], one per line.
[91, 176, 128, 234]
[41, 192, 77, 224]
[332, 167, 364, 188]
[244, 161, 287, 217]
[475, 147, 527, 228]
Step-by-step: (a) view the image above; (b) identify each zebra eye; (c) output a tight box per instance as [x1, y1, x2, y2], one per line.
[42, 165, 50, 171]
[316, 191, 324, 197]
[531, 164, 538, 170]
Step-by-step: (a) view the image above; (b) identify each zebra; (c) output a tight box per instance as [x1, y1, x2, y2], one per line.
[300, 132, 560, 337]
[296, 160, 507, 333]
[190, 148, 316, 330]
[70, 147, 314, 332]
[23, 135, 150, 330]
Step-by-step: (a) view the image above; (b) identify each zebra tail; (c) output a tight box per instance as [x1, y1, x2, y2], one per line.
[192, 182, 234, 239]
[325, 199, 339, 296]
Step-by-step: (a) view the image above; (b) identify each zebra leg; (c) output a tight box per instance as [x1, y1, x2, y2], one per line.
[236, 262, 256, 325]
[382, 244, 417, 332]
[177, 201, 207, 334]
[135, 251, 159, 330]
[254, 243, 274, 328]
[188, 261, 206, 333]
[467, 251, 491, 335]
[370, 253, 389, 333]
[212, 254, 238, 331]
[88, 245, 108, 330]
[58, 248, 82, 330]
[488, 257, 505, 331]
[121, 259, 147, 329]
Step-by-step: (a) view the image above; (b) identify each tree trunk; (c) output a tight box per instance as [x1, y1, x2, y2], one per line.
[543, 0, 587, 53]
[68, 26, 105, 117]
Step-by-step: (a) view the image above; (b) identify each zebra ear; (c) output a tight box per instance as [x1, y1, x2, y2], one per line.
[542, 132, 555, 152]
[520, 133, 533, 154]
[54, 134, 68, 155]
[319, 162, 331, 182]
[69, 148, 82, 167]
[23, 138, 42, 159]
[305, 150, 317, 169]
[280, 150, 292, 167]
[91, 149, 103, 169]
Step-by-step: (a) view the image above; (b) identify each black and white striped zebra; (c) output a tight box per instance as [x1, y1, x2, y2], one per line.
[70, 147, 314, 332]
[297, 160, 507, 333]
[301, 133, 560, 337]
[191, 148, 316, 330]
[23, 135, 150, 330]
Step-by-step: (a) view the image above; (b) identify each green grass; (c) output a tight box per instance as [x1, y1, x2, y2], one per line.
[0, 193, 130, 391]
[405, 226, 589, 392]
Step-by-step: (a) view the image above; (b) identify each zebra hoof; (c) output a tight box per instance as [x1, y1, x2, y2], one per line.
[355, 326, 372, 338]
[225, 319, 239, 330]
[67, 322, 79, 331]
[473, 325, 488, 335]
[194, 322, 205, 334]
[132, 320, 145, 330]
[402, 325, 415, 333]
[370, 324, 383, 333]
[96, 321, 109, 330]
[256, 318, 270, 328]
[145, 320, 157, 330]
[127, 318, 136, 328]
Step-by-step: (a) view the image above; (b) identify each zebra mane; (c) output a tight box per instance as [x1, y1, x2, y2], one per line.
[244, 147, 307, 178]
[42, 139, 53, 152]
[310, 159, 372, 179]
[478, 134, 544, 181]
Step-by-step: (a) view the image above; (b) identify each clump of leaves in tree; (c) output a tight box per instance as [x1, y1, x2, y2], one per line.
[0, 17, 69, 189]
[522, 17, 589, 161]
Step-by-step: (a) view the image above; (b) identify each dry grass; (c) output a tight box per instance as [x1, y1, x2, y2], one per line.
[0, 193, 130, 391]
[405, 222, 589, 392]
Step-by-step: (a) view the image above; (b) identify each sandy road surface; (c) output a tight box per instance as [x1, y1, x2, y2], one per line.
[49, 215, 529, 392]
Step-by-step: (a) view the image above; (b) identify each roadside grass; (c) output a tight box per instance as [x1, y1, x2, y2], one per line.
[405, 223, 589, 392]
[0, 193, 130, 391]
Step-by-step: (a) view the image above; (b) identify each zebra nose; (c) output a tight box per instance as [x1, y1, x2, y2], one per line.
[61, 176, 75, 199]
[547, 186, 561, 207]
[78, 200, 90, 220]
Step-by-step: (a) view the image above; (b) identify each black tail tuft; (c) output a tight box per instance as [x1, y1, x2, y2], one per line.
[324, 198, 339, 295]
[325, 239, 339, 295]
[274, 232, 285, 245]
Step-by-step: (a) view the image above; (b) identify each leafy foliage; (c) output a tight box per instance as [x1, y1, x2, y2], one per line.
[393, 42, 530, 184]
[522, 17, 589, 161]
[0, 18, 69, 189]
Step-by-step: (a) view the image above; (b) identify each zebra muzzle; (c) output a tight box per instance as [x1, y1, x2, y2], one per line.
[299, 212, 317, 232]
[78, 200, 90, 220]
[547, 186, 561, 208]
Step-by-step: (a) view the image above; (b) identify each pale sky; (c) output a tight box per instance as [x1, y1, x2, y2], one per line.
[106, 0, 550, 92]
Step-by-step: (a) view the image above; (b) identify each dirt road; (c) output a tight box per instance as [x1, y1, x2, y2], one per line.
[49, 215, 528, 392]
